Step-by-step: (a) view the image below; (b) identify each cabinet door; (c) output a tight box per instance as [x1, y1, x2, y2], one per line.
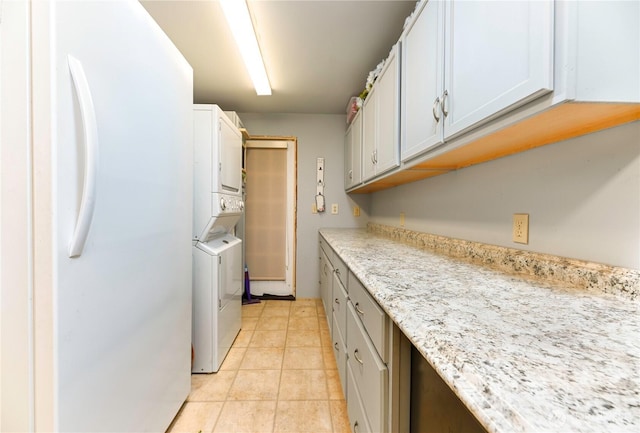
[319, 249, 333, 332]
[351, 113, 362, 186]
[344, 113, 362, 190]
[443, 0, 553, 139]
[361, 88, 377, 181]
[344, 123, 354, 189]
[375, 46, 400, 175]
[401, 0, 445, 162]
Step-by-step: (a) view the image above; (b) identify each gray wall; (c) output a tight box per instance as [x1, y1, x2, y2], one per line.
[370, 121, 640, 270]
[239, 114, 639, 296]
[239, 113, 370, 298]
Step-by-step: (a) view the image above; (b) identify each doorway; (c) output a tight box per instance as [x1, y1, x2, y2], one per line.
[244, 137, 297, 297]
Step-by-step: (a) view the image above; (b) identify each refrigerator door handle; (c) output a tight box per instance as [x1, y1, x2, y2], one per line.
[68, 55, 99, 258]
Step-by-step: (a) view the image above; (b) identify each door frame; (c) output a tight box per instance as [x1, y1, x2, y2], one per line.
[244, 136, 297, 297]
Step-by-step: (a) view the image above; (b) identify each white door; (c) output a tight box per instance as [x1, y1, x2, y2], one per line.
[401, 0, 445, 162]
[31, 2, 193, 431]
[443, 0, 554, 139]
[244, 139, 297, 297]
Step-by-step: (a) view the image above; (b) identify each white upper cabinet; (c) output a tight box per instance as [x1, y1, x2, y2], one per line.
[401, 0, 445, 162]
[362, 44, 400, 182]
[443, 0, 554, 140]
[375, 46, 401, 175]
[345, 111, 362, 190]
[362, 87, 377, 181]
[401, 0, 554, 163]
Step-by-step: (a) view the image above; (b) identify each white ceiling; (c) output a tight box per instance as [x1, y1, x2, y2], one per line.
[141, 0, 417, 114]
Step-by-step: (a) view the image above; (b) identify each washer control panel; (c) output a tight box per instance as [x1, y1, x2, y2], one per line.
[212, 193, 244, 216]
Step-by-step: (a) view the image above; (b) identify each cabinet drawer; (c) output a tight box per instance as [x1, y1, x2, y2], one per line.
[319, 234, 337, 264]
[347, 302, 388, 433]
[346, 362, 373, 433]
[319, 249, 334, 333]
[333, 273, 348, 339]
[334, 254, 348, 289]
[348, 272, 388, 361]
[332, 311, 348, 399]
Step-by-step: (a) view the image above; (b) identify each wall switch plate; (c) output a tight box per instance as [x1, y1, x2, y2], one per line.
[513, 213, 529, 244]
[400, 212, 405, 227]
[331, 204, 339, 214]
[353, 206, 360, 217]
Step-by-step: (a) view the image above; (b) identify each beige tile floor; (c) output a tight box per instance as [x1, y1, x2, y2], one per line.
[166, 298, 350, 433]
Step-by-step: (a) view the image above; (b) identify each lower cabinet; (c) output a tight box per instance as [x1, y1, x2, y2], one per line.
[347, 362, 374, 433]
[320, 234, 401, 432]
[332, 311, 348, 398]
[319, 247, 333, 335]
[320, 233, 487, 433]
[347, 302, 388, 433]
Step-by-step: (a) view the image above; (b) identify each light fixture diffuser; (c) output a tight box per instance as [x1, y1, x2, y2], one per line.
[219, 0, 272, 96]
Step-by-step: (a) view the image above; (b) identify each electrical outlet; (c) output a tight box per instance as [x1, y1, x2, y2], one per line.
[400, 212, 405, 227]
[353, 206, 360, 217]
[331, 204, 339, 214]
[513, 213, 529, 244]
[312, 203, 317, 214]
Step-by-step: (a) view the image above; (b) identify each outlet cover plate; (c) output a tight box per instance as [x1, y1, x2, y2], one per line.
[513, 213, 529, 244]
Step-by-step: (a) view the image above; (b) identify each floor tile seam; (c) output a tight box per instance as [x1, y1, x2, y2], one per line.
[203, 400, 224, 433]
[217, 361, 240, 402]
[322, 354, 336, 431]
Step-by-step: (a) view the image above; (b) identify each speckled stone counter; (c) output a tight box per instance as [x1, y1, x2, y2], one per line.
[319, 227, 640, 433]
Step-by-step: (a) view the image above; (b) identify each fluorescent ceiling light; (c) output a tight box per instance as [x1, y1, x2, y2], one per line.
[219, 0, 272, 96]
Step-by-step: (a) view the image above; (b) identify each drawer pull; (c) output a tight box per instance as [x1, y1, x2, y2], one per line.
[334, 298, 340, 305]
[354, 302, 365, 316]
[335, 268, 341, 276]
[334, 342, 339, 351]
[353, 349, 364, 365]
[354, 421, 359, 432]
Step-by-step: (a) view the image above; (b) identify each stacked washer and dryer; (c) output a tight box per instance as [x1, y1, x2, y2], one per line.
[192, 104, 244, 373]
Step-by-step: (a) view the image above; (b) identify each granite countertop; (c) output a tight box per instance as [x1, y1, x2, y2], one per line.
[319, 228, 640, 433]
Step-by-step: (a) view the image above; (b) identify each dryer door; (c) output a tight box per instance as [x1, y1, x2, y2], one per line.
[219, 237, 243, 310]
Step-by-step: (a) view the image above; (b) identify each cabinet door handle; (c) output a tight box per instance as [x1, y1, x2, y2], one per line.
[334, 298, 340, 305]
[348, 169, 353, 180]
[374, 150, 378, 164]
[441, 90, 449, 117]
[354, 302, 365, 316]
[432, 96, 441, 122]
[371, 152, 376, 164]
[354, 421, 359, 432]
[334, 342, 339, 351]
[335, 268, 340, 276]
[353, 349, 364, 365]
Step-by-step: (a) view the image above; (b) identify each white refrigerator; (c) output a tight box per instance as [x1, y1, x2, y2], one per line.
[1, 1, 193, 432]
